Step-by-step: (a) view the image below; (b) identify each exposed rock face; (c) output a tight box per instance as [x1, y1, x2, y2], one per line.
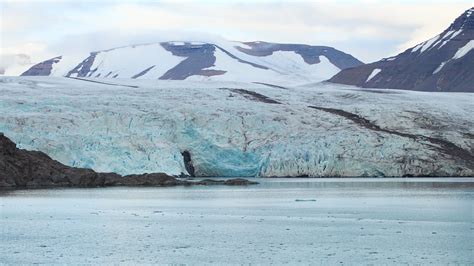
[66, 52, 98, 78]
[104, 173, 184, 187]
[329, 7, 474, 92]
[222, 178, 259, 186]
[159, 43, 226, 80]
[0, 133, 257, 188]
[131, 65, 156, 79]
[0, 132, 114, 188]
[181, 150, 195, 177]
[20, 56, 62, 76]
[156, 42, 268, 80]
[237, 41, 363, 69]
[194, 178, 259, 186]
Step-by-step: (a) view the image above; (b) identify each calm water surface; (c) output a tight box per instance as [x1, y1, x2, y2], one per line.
[1, 178, 473, 264]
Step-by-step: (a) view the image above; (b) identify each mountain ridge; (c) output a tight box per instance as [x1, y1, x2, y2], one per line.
[328, 7, 474, 92]
[20, 40, 363, 85]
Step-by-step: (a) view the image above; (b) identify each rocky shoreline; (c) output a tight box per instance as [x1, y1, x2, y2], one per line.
[0, 133, 257, 188]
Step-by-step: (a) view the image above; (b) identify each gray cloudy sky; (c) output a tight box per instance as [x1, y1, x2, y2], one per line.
[1, 0, 473, 64]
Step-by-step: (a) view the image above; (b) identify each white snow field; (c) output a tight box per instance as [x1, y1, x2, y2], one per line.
[17, 40, 360, 85]
[0, 77, 473, 177]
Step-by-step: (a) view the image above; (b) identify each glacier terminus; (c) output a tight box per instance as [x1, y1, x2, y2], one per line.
[0, 76, 472, 177]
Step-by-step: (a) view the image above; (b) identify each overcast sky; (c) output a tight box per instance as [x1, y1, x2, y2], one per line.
[1, 0, 472, 65]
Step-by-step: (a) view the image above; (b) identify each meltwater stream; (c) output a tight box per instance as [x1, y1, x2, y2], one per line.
[1, 178, 473, 264]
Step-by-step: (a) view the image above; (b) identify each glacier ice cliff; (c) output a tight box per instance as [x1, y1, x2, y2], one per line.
[0, 77, 472, 177]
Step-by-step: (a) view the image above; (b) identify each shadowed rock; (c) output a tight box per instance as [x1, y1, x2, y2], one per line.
[236, 42, 363, 69]
[308, 106, 474, 170]
[181, 150, 195, 177]
[159, 42, 226, 80]
[194, 178, 259, 186]
[132, 65, 156, 79]
[66, 53, 98, 78]
[0, 133, 258, 188]
[225, 88, 281, 104]
[328, 8, 474, 92]
[21, 56, 62, 76]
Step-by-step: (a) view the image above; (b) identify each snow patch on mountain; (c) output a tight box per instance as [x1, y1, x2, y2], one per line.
[433, 61, 447, 74]
[411, 43, 423, 53]
[186, 48, 279, 83]
[452, 40, 474, 59]
[50, 54, 89, 76]
[91, 44, 186, 79]
[419, 35, 440, 53]
[258, 52, 340, 83]
[366, 69, 381, 82]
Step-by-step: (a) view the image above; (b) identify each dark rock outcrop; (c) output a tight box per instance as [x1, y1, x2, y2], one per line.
[66, 52, 98, 78]
[181, 150, 195, 177]
[0, 133, 258, 188]
[131, 65, 156, 79]
[0, 132, 114, 188]
[236, 41, 363, 69]
[226, 88, 281, 104]
[222, 178, 259, 186]
[329, 7, 474, 92]
[193, 178, 258, 186]
[21, 56, 62, 76]
[104, 173, 185, 187]
[159, 42, 225, 80]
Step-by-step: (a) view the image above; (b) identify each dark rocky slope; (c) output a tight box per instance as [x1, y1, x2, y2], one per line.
[20, 56, 62, 76]
[0, 133, 256, 188]
[329, 7, 474, 92]
[237, 41, 363, 69]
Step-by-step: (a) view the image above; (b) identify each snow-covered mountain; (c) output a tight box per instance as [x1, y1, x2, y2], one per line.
[329, 7, 474, 92]
[1, 77, 472, 177]
[20, 40, 362, 84]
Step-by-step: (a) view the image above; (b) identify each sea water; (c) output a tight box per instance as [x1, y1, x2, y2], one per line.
[1, 178, 473, 264]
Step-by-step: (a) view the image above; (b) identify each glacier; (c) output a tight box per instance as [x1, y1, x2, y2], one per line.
[0, 76, 472, 177]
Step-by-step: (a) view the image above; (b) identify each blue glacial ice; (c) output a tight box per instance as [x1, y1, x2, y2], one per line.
[0, 77, 472, 177]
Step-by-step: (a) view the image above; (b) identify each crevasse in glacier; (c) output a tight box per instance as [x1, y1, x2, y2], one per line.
[0, 77, 472, 177]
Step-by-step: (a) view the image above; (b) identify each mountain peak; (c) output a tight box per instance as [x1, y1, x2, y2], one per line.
[448, 7, 474, 31]
[328, 8, 474, 92]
